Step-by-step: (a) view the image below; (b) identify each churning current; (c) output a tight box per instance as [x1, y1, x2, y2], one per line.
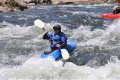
[0, 2, 120, 80]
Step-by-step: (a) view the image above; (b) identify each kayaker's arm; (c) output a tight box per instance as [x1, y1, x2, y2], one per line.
[42, 32, 49, 39]
[42, 32, 54, 43]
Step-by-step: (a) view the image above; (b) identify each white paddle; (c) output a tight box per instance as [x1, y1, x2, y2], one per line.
[34, 19, 70, 60]
[61, 49, 70, 60]
[34, 19, 45, 28]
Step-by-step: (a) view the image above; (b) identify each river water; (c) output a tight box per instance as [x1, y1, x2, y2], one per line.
[0, 2, 120, 80]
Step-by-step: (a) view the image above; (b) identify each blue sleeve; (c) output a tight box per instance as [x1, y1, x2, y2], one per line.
[42, 32, 53, 40]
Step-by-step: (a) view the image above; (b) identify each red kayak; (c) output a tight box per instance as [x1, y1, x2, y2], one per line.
[100, 13, 120, 18]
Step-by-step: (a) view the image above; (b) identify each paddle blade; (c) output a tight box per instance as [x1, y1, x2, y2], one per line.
[34, 19, 44, 28]
[61, 49, 70, 60]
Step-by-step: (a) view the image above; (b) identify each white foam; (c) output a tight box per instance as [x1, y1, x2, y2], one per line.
[0, 57, 120, 80]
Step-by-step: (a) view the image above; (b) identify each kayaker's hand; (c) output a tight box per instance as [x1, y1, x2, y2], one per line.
[42, 27, 49, 32]
[56, 44, 61, 48]
[48, 39, 52, 42]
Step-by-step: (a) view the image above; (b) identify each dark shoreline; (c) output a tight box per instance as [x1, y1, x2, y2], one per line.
[0, 0, 113, 12]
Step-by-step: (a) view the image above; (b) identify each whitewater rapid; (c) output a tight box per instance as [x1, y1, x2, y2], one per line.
[0, 2, 120, 80]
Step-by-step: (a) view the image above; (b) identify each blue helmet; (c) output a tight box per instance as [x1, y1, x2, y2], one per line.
[53, 24, 61, 30]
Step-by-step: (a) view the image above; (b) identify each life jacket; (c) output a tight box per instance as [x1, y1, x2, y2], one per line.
[42, 32, 67, 49]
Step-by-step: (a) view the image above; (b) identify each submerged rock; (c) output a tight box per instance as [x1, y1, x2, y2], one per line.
[0, 24, 7, 28]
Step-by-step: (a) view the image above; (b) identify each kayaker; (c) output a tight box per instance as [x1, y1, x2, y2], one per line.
[112, 5, 120, 14]
[112, 0, 120, 14]
[42, 24, 67, 54]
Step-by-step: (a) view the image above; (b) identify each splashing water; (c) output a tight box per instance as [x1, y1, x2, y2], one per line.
[0, 2, 120, 80]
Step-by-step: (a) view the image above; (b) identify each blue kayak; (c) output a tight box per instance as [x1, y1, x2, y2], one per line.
[40, 40, 76, 60]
